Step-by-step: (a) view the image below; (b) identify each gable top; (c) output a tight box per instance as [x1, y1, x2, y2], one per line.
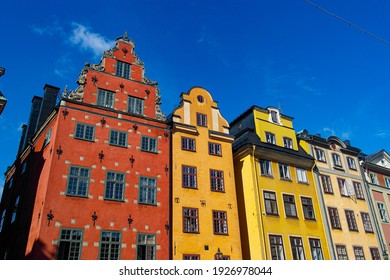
[366, 149, 390, 169]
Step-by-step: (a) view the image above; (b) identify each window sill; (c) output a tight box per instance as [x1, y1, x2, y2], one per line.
[104, 198, 125, 202]
[109, 144, 128, 149]
[74, 137, 95, 143]
[333, 166, 345, 172]
[138, 202, 158, 206]
[65, 193, 89, 198]
[280, 178, 292, 182]
[261, 174, 274, 178]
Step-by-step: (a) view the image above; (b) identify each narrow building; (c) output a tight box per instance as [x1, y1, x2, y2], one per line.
[230, 106, 330, 260]
[170, 87, 242, 260]
[0, 34, 170, 260]
[298, 130, 381, 260]
[359, 149, 390, 259]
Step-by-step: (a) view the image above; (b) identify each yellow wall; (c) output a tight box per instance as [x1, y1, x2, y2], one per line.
[233, 107, 331, 259]
[171, 87, 242, 260]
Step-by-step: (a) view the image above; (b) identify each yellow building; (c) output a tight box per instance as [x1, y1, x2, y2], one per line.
[170, 87, 242, 260]
[230, 106, 330, 260]
[298, 131, 382, 259]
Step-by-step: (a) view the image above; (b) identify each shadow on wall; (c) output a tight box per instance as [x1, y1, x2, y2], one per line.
[25, 238, 56, 260]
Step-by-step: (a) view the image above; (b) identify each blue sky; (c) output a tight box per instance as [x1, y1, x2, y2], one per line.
[1, 0, 390, 198]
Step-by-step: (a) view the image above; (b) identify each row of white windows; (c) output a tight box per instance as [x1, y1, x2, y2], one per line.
[259, 160, 308, 183]
[315, 148, 358, 170]
[96, 88, 144, 115]
[57, 228, 156, 260]
[265, 132, 294, 149]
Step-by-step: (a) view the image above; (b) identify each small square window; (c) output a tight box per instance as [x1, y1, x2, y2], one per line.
[182, 137, 196, 151]
[196, 113, 207, 127]
[279, 163, 291, 180]
[109, 130, 127, 147]
[97, 89, 115, 108]
[75, 123, 95, 141]
[208, 142, 222, 156]
[141, 136, 157, 153]
[283, 137, 293, 149]
[265, 132, 276, 144]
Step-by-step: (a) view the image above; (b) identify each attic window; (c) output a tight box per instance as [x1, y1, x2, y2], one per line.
[197, 95, 204, 103]
[269, 109, 281, 124]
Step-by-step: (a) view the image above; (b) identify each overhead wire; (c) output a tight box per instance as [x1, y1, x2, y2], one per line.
[303, 0, 390, 46]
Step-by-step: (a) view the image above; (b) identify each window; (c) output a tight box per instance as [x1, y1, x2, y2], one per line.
[337, 178, 348, 197]
[260, 160, 273, 176]
[309, 238, 324, 260]
[128, 96, 144, 115]
[0, 210, 6, 232]
[136, 233, 156, 260]
[347, 157, 357, 170]
[57, 229, 83, 260]
[196, 113, 207, 127]
[353, 246, 365, 260]
[265, 132, 276, 144]
[182, 137, 196, 151]
[332, 153, 343, 168]
[44, 128, 52, 146]
[296, 168, 308, 183]
[66, 166, 90, 197]
[116, 60, 131, 79]
[197, 95, 204, 103]
[182, 166, 197, 189]
[104, 171, 125, 201]
[208, 142, 222, 156]
[75, 123, 95, 141]
[283, 137, 293, 149]
[336, 245, 348, 260]
[99, 231, 121, 260]
[377, 202, 389, 223]
[301, 197, 315, 220]
[278, 163, 291, 180]
[269, 109, 280, 124]
[370, 173, 378, 184]
[269, 235, 285, 260]
[283, 194, 297, 218]
[328, 207, 342, 229]
[97, 88, 115, 108]
[141, 136, 157, 153]
[345, 210, 358, 231]
[109, 130, 127, 147]
[139, 177, 157, 205]
[320, 175, 333, 194]
[213, 211, 228, 235]
[361, 212, 373, 233]
[183, 208, 199, 233]
[210, 170, 224, 192]
[385, 178, 390, 188]
[264, 191, 278, 215]
[370, 248, 381, 260]
[315, 148, 326, 162]
[290, 236, 305, 260]
[183, 255, 200, 260]
[22, 162, 27, 174]
[353, 182, 364, 200]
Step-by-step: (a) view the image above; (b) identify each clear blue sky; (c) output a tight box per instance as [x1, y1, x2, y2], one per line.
[1, 0, 390, 198]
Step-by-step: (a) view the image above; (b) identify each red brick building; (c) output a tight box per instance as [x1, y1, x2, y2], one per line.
[0, 34, 170, 259]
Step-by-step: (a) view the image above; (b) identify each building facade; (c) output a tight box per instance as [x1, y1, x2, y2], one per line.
[230, 106, 330, 260]
[0, 34, 170, 260]
[360, 149, 390, 259]
[298, 131, 382, 260]
[170, 87, 242, 260]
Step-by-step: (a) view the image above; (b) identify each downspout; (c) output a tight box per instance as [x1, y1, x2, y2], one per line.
[251, 145, 268, 259]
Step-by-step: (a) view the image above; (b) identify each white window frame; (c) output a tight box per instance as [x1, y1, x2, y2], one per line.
[283, 137, 293, 149]
[279, 163, 291, 180]
[260, 160, 273, 176]
[265, 132, 276, 144]
[377, 202, 389, 223]
[296, 168, 308, 183]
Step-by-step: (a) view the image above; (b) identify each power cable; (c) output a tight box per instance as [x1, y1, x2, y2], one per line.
[303, 0, 390, 46]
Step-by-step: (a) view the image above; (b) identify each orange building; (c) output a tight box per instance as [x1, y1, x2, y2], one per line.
[0, 33, 170, 259]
